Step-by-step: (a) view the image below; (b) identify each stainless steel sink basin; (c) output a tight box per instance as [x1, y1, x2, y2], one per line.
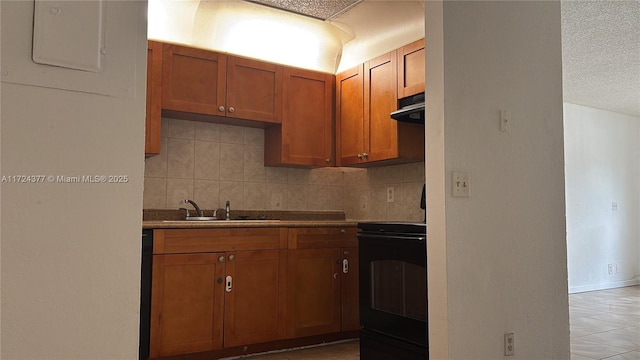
[185, 216, 218, 221]
[160, 219, 280, 223]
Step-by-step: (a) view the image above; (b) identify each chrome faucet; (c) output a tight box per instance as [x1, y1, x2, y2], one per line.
[225, 200, 231, 220]
[184, 199, 203, 217]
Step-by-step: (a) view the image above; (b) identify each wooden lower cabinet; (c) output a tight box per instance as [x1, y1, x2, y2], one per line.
[341, 247, 359, 331]
[286, 227, 359, 338]
[149, 229, 287, 358]
[287, 247, 342, 337]
[223, 249, 287, 348]
[149, 227, 357, 359]
[149, 253, 225, 357]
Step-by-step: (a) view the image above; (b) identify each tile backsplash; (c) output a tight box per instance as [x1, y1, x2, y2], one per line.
[144, 118, 425, 222]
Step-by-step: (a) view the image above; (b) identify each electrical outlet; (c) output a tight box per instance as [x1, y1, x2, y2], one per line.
[271, 192, 284, 210]
[452, 171, 470, 198]
[608, 264, 614, 275]
[360, 195, 368, 211]
[500, 109, 511, 133]
[504, 333, 514, 356]
[387, 186, 395, 203]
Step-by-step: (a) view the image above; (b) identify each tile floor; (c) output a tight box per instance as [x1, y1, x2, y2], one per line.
[569, 285, 640, 360]
[230, 286, 639, 360]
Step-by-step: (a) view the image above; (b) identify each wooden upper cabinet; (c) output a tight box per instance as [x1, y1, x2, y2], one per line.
[336, 64, 365, 166]
[364, 51, 400, 163]
[226, 56, 282, 124]
[337, 50, 424, 167]
[265, 67, 334, 167]
[145, 40, 163, 157]
[161, 44, 227, 115]
[161, 43, 282, 124]
[397, 38, 425, 99]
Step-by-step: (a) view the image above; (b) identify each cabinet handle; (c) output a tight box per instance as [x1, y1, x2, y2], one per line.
[333, 273, 338, 279]
[357, 154, 363, 160]
[228, 107, 235, 113]
[218, 106, 225, 112]
[225, 275, 233, 293]
[228, 254, 235, 261]
[363, 153, 369, 159]
[218, 256, 225, 263]
[343, 259, 349, 274]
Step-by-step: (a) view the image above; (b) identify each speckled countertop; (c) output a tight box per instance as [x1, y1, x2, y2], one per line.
[142, 209, 358, 229]
[143, 219, 358, 229]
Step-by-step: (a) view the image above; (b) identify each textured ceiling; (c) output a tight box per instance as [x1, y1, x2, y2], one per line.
[561, 1, 640, 116]
[245, 0, 362, 20]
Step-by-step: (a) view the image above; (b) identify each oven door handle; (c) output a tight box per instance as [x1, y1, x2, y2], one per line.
[358, 234, 426, 242]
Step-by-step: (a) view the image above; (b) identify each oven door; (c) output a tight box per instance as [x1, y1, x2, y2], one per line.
[358, 231, 427, 348]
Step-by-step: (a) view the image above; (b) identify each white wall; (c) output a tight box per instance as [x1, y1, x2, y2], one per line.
[564, 103, 640, 293]
[1, 1, 146, 359]
[426, 1, 570, 358]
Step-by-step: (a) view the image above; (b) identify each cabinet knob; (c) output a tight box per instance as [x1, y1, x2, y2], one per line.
[340, 229, 346, 234]
[363, 153, 369, 159]
[218, 106, 225, 112]
[217, 277, 223, 284]
[343, 250, 350, 255]
[357, 154, 363, 160]
[326, 158, 331, 163]
[218, 256, 225, 263]
[228, 107, 235, 113]
[228, 254, 235, 261]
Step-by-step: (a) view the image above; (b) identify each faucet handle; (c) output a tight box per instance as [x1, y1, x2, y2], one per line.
[178, 207, 190, 218]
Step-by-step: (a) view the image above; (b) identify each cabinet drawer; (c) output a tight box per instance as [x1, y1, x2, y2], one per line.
[153, 228, 286, 254]
[288, 227, 358, 249]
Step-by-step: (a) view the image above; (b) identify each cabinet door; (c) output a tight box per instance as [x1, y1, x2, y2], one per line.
[341, 247, 359, 331]
[223, 250, 287, 347]
[364, 51, 399, 163]
[145, 40, 162, 156]
[150, 253, 225, 357]
[162, 44, 227, 116]
[397, 38, 425, 99]
[287, 248, 342, 338]
[265, 68, 334, 167]
[336, 65, 365, 166]
[226, 56, 282, 123]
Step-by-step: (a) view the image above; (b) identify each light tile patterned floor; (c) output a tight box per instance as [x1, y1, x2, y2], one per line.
[569, 285, 640, 360]
[230, 286, 639, 360]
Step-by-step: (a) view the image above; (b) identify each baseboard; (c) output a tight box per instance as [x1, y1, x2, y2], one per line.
[569, 276, 640, 294]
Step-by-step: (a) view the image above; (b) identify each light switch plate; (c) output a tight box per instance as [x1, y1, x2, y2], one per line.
[452, 171, 470, 198]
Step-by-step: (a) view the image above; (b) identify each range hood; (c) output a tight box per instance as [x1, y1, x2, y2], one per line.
[390, 93, 425, 124]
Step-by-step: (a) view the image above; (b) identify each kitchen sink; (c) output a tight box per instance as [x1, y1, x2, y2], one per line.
[185, 216, 218, 221]
[161, 219, 281, 223]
